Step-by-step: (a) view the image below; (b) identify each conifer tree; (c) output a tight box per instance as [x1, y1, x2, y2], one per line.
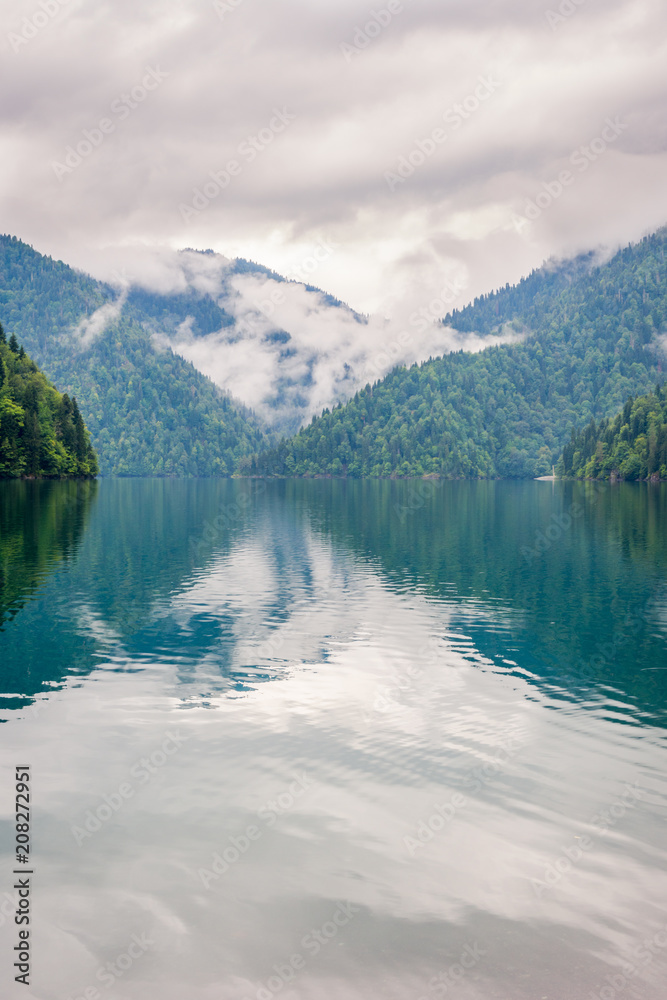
[0, 319, 98, 479]
[72, 397, 86, 460]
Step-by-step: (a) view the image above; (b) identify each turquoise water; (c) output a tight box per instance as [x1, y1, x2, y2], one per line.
[1, 479, 666, 999]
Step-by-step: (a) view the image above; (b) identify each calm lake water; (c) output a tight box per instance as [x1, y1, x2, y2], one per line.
[1, 479, 666, 1000]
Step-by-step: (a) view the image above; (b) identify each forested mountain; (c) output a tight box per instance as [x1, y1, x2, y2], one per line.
[560, 387, 667, 481]
[0, 235, 491, 444]
[4, 227, 667, 480]
[0, 325, 97, 479]
[0, 236, 269, 476]
[250, 229, 667, 479]
[440, 251, 598, 335]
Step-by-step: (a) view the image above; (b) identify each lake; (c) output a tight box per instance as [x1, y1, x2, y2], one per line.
[1, 479, 666, 1000]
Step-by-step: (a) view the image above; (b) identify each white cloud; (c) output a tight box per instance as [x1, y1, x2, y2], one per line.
[0, 0, 665, 320]
[140, 248, 522, 427]
[70, 287, 128, 347]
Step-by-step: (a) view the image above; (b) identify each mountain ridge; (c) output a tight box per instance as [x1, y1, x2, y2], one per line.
[3, 227, 667, 479]
[249, 228, 667, 479]
[0, 235, 270, 476]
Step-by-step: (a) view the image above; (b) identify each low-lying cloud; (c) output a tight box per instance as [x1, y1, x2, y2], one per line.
[139, 248, 522, 429]
[70, 287, 128, 347]
[1, 0, 666, 321]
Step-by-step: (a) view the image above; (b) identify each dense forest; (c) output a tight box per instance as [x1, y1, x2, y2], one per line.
[0, 236, 270, 476]
[3, 228, 667, 479]
[560, 386, 667, 480]
[249, 229, 667, 479]
[0, 323, 97, 479]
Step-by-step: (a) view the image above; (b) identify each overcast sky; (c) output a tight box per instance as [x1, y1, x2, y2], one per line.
[1, 0, 666, 316]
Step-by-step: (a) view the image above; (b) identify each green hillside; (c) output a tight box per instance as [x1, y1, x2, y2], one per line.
[560, 387, 667, 481]
[0, 235, 269, 476]
[0, 325, 97, 479]
[250, 229, 667, 479]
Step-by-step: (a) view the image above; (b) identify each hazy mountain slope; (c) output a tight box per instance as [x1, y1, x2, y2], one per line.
[441, 251, 599, 336]
[0, 236, 269, 476]
[107, 247, 516, 435]
[0, 236, 517, 467]
[4, 228, 666, 480]
[250, 229, 667, 479]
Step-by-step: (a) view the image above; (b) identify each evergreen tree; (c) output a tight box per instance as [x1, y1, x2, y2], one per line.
[2, 228, 667, 478]
[72, 396, 87, 460]
[22, 392, 41, 477]
[8, 332, 19, 353]
[559, 386, 667, 480]
[0, 329, 98, 479]
[59, 394, 75, 452]
[252, 229, 667, 479]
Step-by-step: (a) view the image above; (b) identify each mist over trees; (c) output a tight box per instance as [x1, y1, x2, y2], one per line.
[250, 230, 666, 479]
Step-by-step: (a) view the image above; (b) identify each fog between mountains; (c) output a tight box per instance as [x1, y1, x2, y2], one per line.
[117, 249, 523, 429]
